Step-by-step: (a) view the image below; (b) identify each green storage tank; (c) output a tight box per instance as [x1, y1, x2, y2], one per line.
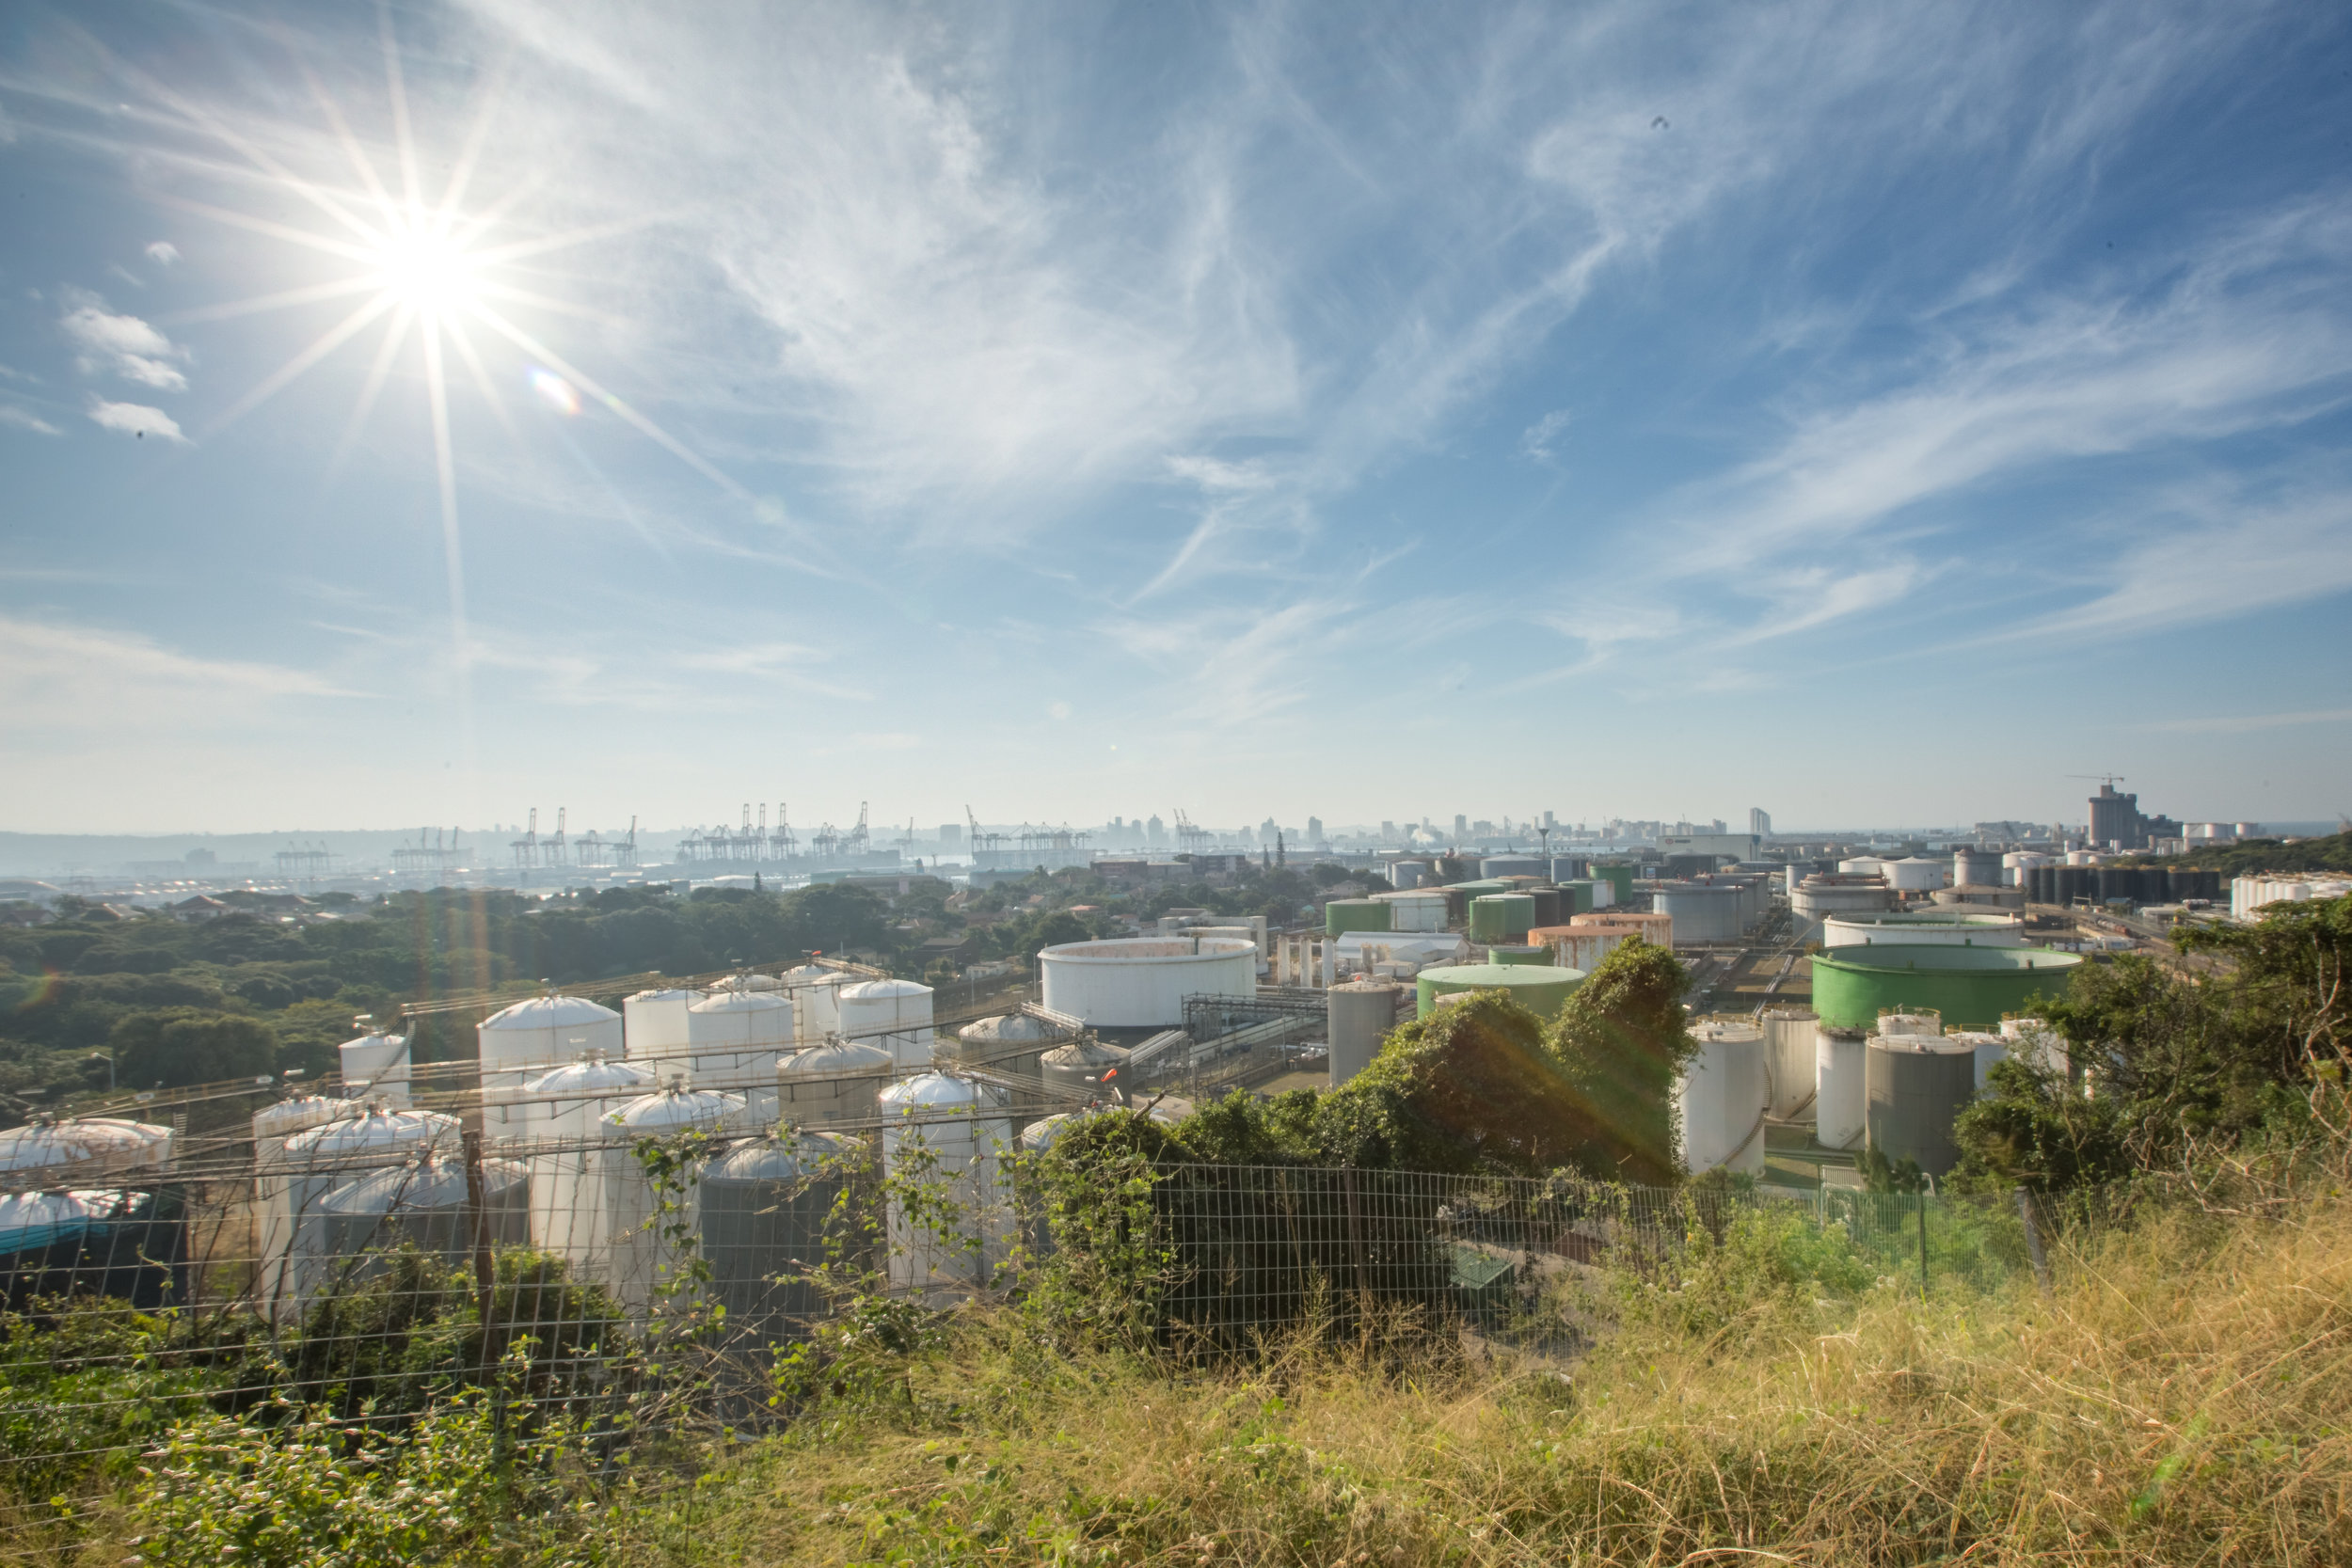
[1591, 864, 1636, 905]
[1324, 898, 1391, 936]
[1809, 945, 2085, 1032]
[1486, 944, 1553, 966]
[1558, 880, 1597, 915]
[1416, 962, 1587, 1021]
[1451, 879, 1514, 898]
[1468, 893, 1536, 942]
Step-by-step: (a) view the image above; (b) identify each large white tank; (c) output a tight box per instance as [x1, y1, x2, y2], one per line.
[1884, 857, 1948, 893]
[1837, 857, 1888, 878]
[337, 1024, 412, 1106]
[1039, 937, 1257, 1028]
[686, 990, 795, 1118]
[877, 1072, 1016, 1300]
[779, 1038, 895, 1126]
[622, 989, 701, 1078]
[948, 1013, 1071, 1080]
[1999, 1015, 2068, 1076]
[516, 1053, 655, 1262]
[0, 1117, 174, 1180]
[1821, 911, 2026, 948]
[600, 1084, 745, 1311]
[1815, 1028, 1867, 1150]
[1949, 1031, 2006, 1093]
[478, 995, 622, 1099]
[835, 979, 936, 1069]
[1676, 1021, 1768, 1176]
[251, 1094, 356, 1285]
[1879, 1010, 1943, 1038]
[1951, 849, 2001, 889]
[1327, 981, 1404, 1086]
[2002, 851, 2053, 887]
[1652, 883, 1744, 945]
[780, 965, 858, 1044]
[270, 1107, 460, 1315]
[1372, 891, 1449, 932]
[1758, 1006, 1818, 1118]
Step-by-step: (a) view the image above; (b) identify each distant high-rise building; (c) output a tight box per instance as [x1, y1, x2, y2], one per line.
[1146, 814, 1166, 846]
[1453, 814, 1468, 838]
[1260, 816, 1279, 845]
[1306, 816, 1324, 843]
[1750, 808, 1772, 837]
[1542, 810, 1555, 830]
[1381, 819, 1397, 841]
[2089, 784, 2146, 849]
[939, 823, 963, 847]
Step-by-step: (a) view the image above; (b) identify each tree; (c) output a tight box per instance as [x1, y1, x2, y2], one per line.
[1540, 939, 1696, 1183]
[111, 1009, 278, 1089]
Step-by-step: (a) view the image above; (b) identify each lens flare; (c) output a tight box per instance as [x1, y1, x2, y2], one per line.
[530, 368, 580, 415]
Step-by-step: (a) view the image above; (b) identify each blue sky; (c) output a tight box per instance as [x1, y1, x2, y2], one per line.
[2, 0, 2348, 837]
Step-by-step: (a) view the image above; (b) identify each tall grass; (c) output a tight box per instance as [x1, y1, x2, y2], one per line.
[680, 1190, 2352, 1565]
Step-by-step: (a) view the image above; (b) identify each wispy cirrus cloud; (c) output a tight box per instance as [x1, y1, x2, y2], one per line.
[59, 290, 191, 391]
[0, 615, 346, 732]
[86, 397, 187, 442]
[0, 405, 62, 436]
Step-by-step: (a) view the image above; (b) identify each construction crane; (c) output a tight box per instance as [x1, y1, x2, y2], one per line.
[811, 820, 840, 860]
[1173, 809, 1210, 854]
[2066, 774, 2128, 787]
[771, 803, 796, 861]
[965, 805, 1004, 852]
[846, 801, 870, 857]
[511, 809, 539, 870]
[896, 816, 918, 853]
[548, 808, 567, 867]
[617, 816, 637, 867]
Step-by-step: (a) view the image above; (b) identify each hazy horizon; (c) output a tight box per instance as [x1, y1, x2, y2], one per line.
[5, 2, 2348, 835]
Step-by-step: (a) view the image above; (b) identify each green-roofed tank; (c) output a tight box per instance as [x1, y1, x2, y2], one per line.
[1809, 945, 2085, 1032]
[1324, 898, 1391, 937]
[1486, 944, 1553, 967]
[1468, 893, 1536, 943]
[1415, 962, 1586, 1021]
[1590, 864, 1636, 905]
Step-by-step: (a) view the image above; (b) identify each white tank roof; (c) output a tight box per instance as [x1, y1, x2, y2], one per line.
[626, 987, 701, 1003]
[689, 990, 791, 1014]
[839, 978, 933, 1001]
[0, 1117, 172, 1171]
[878, 1071, 1006, 1112]
[958, 1013, 1068, 1045]
[606, 1085, 743, 1131]
[481, 995, 620, 1030]
[283, 1107, 460, 1158]
[529, 1055, 655, 1095]
[783, 1039, 895, 1074]
[780, 964, 850, 985]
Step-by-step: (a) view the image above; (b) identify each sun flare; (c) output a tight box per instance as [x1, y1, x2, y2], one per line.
[366, 219, 483, 316]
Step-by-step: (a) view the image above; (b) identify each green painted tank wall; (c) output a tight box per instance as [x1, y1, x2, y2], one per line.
[1469, 893, 1536, 942]
[1591, 865, 1636, 904]
[1557, 880, 1597, 914]
[1415, 962, 1587, 1020]
[1486, 944, 1554, 967]
[1810, 945, 2085, 1031]
[1324, 898, 1392, 936]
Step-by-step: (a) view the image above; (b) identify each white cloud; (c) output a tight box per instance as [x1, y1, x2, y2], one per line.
[0, 616, 344, 734]
[0, 405, 62, 436]
[1521, 409, 1573, 463]
[59, 292, 191, 391]
[86, 398, 188, 443]
[144, 241, 181, 266]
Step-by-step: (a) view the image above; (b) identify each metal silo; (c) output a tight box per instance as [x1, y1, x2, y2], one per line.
[478, 994, 623, 1101]
[686, 990, 795, 1120]
[337, 1022, 413, 1106]
[780, 965, 857, 1045]
[1677, 1021, 1767, 1176]
[778, 1038, 896, 1127]
[699, 1130, 862, 1348]
[271, 1107, 461, 1317]
[316, 1156, 530, 1291]
[1324, 898, 1391, 936]
[1951, 849, 2001, 890]
[517, 1052, 655, 1263]
[1040, 1038, 1133, 1104]
[835, 979, 937, 1069]
[0, 1117, 174, 1181]
[877, 1072, 1016, 1300]
[1758, 1006, 1819, 1118]
[1866, 1034, 1977, 1177]
[1468, 893, 1534, 942]
[1815, 1028, 1867, 1150]
[1327, 981, 1405, 1086]
[623, 988, 702, 1080]
[947, 1012, 1070, 1082]
[1651, 883, 1741, 944]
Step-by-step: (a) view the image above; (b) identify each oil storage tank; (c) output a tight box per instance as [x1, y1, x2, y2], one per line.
[1481, 855, 1546, 879]
[1821, 911, 2024, 948]
[700, 1130, 861, 1348]
[1810, 946, 2085, 1032]
[0, 1117, 174, 1182]
[835, 979, 937, 1069]
[1759, 1006, 1819, 1118]
[1651, 882, 1743, 945]
[251, 1094, 354, 1291]
[1486, 943, 1552, 966]
[517, 1053, 655, 1262]
[1468, 893, 1536, 943]
[0, 1188, 183, 1311]
[780, 965, 858, 1045]
[1039, 938, 1256, 1029]
[778, 1037, 894, 1127]
[946, 1013, 1071, 1082]
[1816, 1028, 1867, 1149]
[1885, 857, 1948, 894]
[317, 1156, 530, 1290]
[1372, 890, 1449, 931]
[623, 988, 701, 1078]
[338, 1021, 412, 1106]
[1677, 1021, 1767, 1176]
[270, 1106, 461, 1316]
[1040, 1038, 1132, 1104]
[1327, 981, 1405, 1086]
[479, 994, 623, 1100]
[686, 990, 795, 1117]
[1414, 962, 1586, 1022]
[877, 1072, 1016, 1300]
[601, 1084, 745, 1311]
[1866, 1033, 1978, 1177]
[1325, 899, 1391, 936]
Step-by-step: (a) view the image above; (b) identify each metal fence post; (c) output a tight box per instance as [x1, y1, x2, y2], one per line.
[1915, 1189, 1929, 1298]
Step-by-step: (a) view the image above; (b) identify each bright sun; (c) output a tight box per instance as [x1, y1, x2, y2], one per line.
[368, 220, 482, 315]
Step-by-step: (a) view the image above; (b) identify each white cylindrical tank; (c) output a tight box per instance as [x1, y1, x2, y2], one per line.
[0, 1117, 175, 1180]
[1389, 861, 1429, 890]
[1838, 856, 1888, 878]
[686, 990, 795, 1119]
[1651, 884, 1743, 945]
[337, 1025, 412, 1106]
[623, 989, 701, 1078]
[1999, 1015, 2069, 1076]
[1949, 1031, 2006, 1093]
[1676, 1021, 1767, 1176]
[271, 1107, 460, 1315]
[948, 1013, 1071, 1080]
[1327, 981, 1404, 1087]
[780, 965, 858, 1044]
[2002, 851, 2052, 887]
[1039, 938, 1257, 1028]
[778, 1038, 895, 1126]
[878, 1072, 1016, 1300]
[251, 1094, 356, 1285]
[1821, 911, 2026, 948]
[1951, 849, 2001, 889]
[1372, 891, 1449, 932]
[478, 995, 623, 1100]
[517, 1053, 655, 1262]
[1884, 857, 1948, 893]
[835, 979, 936, 1069]
[1758, 1007, 1818, 1118]
[600, 1084, 746, 1311]
[1816, 1028, 1867, 1149]
[1878, 1010, 1943, 1038]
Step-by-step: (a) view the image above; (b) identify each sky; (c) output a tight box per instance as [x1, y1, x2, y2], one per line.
[1, 0, 2349, 839]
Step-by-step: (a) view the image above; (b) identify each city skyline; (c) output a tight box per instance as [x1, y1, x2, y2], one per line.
[4, 2, 2350, 834]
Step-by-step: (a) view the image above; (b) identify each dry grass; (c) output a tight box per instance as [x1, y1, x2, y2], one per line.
[668, 1195, 2352, 1566]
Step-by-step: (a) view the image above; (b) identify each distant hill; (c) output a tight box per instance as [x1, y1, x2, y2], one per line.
[2124, 831, 2352, 877]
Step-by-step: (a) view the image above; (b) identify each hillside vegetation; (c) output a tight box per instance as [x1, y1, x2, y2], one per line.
[2126, 829, 2352, 876]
